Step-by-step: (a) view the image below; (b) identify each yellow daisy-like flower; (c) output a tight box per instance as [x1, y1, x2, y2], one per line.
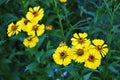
[26, 23, 45, 36]
[17, 17, 31, 31]
[91, 39, 108, 57]
[72, 45, 89, 63]
[23, 36, 39, 48]
[71, 32, 90, 46]
[26, 6, 44, 24]
[7, 22, 22, 37]
[84, 49, 102, 69]
[60, 0, 67, 3]
[53, 45, 72, 66]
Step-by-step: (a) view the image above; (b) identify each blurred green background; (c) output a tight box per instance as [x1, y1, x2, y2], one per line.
[0, 0, 120, 80]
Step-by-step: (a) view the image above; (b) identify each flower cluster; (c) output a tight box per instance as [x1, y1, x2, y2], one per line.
[53, 32, 108, 69]
[7, 6, 45, 48]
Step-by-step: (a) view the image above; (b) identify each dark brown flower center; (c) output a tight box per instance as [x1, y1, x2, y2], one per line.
[33, 25, 38, 31]
[96, 45, 102, 51]
[27, 37, 32, 41]
[33, 11, 38, 17]
[88, 55, 95, 62]
[11, 25, 17, 31]
[60, 52, 66, 58]
[24, 19, 30, 25]
[78, 37, 84, 43]
[77, 49, 84, 56]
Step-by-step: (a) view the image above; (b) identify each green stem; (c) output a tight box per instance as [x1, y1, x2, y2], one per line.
[103, 0, 114, 33]
[54, 0, 66, 41]
[58, 14, 65, 40]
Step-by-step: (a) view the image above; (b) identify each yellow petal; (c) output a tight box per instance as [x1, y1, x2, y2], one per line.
[29, 7, 33, 12]
[92, 39, 104, 46]
[33, 36, 39, 43]
[28, 31, 35, 36]
[73, 33, 79, 38]
[26, 12, 34, 20]
[33, 6, 40, 11]
[101, 48, 108, 57]
[79, 32, 88, 38]
[103, 44, 108, 47]
[38, 8, 44, 14]
[53, 53, 63, 65]
[63, 58, 71, 66]
[37, 24, 45, 36]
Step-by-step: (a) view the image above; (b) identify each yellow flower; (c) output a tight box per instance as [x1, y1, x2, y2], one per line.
[7, 22, 22, 37]
[71, 45, 89, 63]
[53, 45, 72, 66]
[91, 39, 108, 57]
[26, 23, 45, 36]
[26, 6, 44, 24]
[71, 32, 90, 46]
[59, 41, 66, 47]
[17, 17, 31, 31]
[23, 36, 39, 48]
[60, 0, 67, 3]
[84, 49, 102, 69]
[46, 25, 52, 31]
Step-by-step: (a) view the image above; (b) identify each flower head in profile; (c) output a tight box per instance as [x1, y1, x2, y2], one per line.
[84, 49, 102, 69]
[17, 17, 31, 31]
[7, 22, 22, 37]
[71, 32, 90, 46]
[23, 36, 39, 48]
[59, 41, 66, 47]
[53, 44, 72, 66]
[71, 45, 89, 63]
[91, 39, 108, 57]
[46, 25, 52, 31]
[26, 23, 45, 36]
[26, 6, 44, 24]
[59, 0, 67, 3]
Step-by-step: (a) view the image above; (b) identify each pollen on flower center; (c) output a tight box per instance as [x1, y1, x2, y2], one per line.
[33, 11, 38, 17]
[60, 52, 66, 58]
[24, 19, 30, 25]
[96, 45, 102, 51]
[11, 25, 17, 31]
[88, 55, 95, 62]
[78, 37, 84, 43]
[33, 25, 38, 31]
[77, 49, 84, 56]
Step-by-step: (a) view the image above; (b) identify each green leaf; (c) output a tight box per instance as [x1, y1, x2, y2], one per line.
[0, 40, 6, 45]
[62, 65, 80, 79]
[108, 64, 119, 74]
[25, 62, 39, 73]
[52, 30, 64, 41]
[35, 49, 44, 63]
[91, 77, 101, 80]
[36, 34, 46, 48]
[112, 56, 120, 60]
[45, 15, 57, 24]
[0, 58, 11, 64]
[0, 0, 10, 5]
[83, 72, 92, 80]
[45, 63, 56, 78]
[112, 25, 120, 34]
[2, 13, 19, 25]
[44, 49, 55, 58]
[8, 51, 26, 60]
[46, 41, 53, 50]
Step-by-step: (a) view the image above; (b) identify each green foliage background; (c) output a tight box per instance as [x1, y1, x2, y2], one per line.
[0, 0, 120, 80]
